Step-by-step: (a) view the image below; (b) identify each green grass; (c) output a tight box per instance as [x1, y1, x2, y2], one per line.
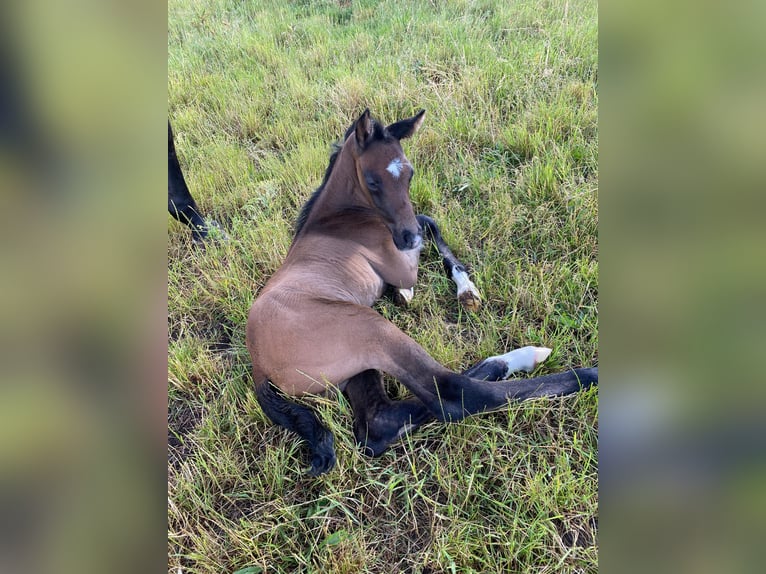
[168, 0, 598, 572]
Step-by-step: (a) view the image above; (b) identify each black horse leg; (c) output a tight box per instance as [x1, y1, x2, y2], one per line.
[168, 121, 224, 242]
[417, 214, 482, 311]
[255, 379, 336, 475]
[342, 370, 432, 457]
[400, 365, 598, 424]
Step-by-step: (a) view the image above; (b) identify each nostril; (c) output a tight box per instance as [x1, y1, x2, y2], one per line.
[396, 229, 422, 250]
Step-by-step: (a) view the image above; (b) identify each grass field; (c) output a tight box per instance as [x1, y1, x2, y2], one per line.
[168, 0, 598, 572]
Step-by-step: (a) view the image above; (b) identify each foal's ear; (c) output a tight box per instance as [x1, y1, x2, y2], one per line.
[386, 109, 426, 140]
[355, 108, 374, 149]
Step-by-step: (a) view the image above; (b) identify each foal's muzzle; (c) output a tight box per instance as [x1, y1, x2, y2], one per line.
[395, 229, 423, 251]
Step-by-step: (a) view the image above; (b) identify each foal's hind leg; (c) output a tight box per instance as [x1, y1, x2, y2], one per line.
[365, 312, 597, 424]
[344, 349, 553, 457]
[343, 370, 431, 457]
[255, 379, 336, 475]
[417, 214, 482, 311]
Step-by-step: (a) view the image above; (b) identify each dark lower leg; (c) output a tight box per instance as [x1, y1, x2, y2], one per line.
[417, 214, 481, 310]
[343, 356, 536, 456]
[417, 215, 460, 277]
[255, 380, 336, 475]
[169, 121, 221, 242]
[343, 370, 432, 457]
[462, 358, 508, 381]
[167, 187, 207, 239]
[400, 366, 598, 423]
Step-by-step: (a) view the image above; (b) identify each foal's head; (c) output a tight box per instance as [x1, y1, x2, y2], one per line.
[348, 108, 425, 251]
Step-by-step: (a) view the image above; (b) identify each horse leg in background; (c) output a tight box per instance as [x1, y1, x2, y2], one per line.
[254, 378, 336, 476]
[345, 346, 555, 456]
[168, 121, 226, 243]
[417, 215, 482, 311]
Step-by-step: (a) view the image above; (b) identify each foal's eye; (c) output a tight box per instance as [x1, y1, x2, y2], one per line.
[365, 174, 381, 192]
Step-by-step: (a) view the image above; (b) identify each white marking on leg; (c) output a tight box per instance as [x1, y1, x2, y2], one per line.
[451, 266, 482, 310]
[396, 287, 414, 305]
[486, 346, 552, 378]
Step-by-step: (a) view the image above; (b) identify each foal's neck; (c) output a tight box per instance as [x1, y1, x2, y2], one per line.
[305, 141, 372, 227]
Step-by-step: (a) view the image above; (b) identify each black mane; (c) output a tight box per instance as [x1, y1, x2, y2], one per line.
[292, 116, 387, 238]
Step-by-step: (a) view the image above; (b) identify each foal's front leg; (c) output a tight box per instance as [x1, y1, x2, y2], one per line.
[463, 346, 553, 380]
[417, 215, 482, 311]
[392, 286, 415, 306]
[391, 214, 482, 309]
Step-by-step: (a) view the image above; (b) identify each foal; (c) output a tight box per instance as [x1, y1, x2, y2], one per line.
[247, 109, 597, 475]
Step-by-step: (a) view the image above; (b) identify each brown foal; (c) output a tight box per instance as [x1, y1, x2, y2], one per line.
[246, 109, 597, 475]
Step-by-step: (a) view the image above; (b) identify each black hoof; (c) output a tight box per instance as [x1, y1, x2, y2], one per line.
[192, 219, 228, 244]
[307, 432, 336, 476]
[308, 451, 336, 476]
[358, 440, 386, 458]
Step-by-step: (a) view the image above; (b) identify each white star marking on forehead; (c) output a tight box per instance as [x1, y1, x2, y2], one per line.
[386, 157, 411, 179]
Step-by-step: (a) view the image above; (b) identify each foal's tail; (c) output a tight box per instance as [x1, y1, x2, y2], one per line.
[502, 367, 598, 402]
